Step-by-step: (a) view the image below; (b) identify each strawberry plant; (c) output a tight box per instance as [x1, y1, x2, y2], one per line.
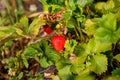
[0, 0, 120, 80]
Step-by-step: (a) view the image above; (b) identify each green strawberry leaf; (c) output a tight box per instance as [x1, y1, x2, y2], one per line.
[99, 13, 117, 31]
[18, 72, 23, 80]
[74, 68, 95, 80]
[45, 48, 60, 62]
[112, 68, 120, 77]
[103, 76, 120, 80]
[94, 41, 112, 53]
[28, 18, 45, 35]
[40, 57, 50, 68]
[85, 19, 99, 35]
[30, 41, 48, 53]
[76, 0, 93, 7]
[23, 47, 39, 57]
[114, 53, 120, 62]
[21, 54, 29, 68]
[30, 42, 43, 53]
[58, 65, 74, 80]
[90, 54, 108, 74]
[66, 20, 75, 28]
[94, 42, 112, 52]
[39, 41, 48, 53]
[10, 78, 18, 80]
[39, 0, 47, 5]
[55, 57, 70, 70]
[71, 64, 85, 74]
[86, 38, 95, 54]
[5, 40, 13, 48]
[106, 0, 115, 10]
[73, 44, 88, 64]
[94, 27, 119, 43]
[87, 38, 111, 53]
[75, 73, 95, 80]
[0, 27, 15, 38]
[95, 0, 114, 13]
[72, 56, 87, 65]
[114, 27, 120, 39]
[52, 75, 60, 80]
[68, 0, 76, 10]
[0, 27, 22, 46]
[59, 65, 72, 76]
[65, 39, 77, 55]
[20, 16, 29, 34]
[63, 10, 72, 20]
[74, 43, 86, 56]
[60, 75, 75, 80]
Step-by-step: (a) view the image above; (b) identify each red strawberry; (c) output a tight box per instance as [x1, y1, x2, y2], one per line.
[52, 35, 66, 51]
[44, 25, 53, 34]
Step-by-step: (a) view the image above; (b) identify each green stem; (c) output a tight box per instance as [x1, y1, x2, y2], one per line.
[74, 26, 80, 40]
[16, 0, 24, 10]
[15, 9, 18, 23]
[4, 0, 14, 24]
[77, 21, 84, 41]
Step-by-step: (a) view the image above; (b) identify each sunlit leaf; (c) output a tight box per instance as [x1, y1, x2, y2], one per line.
[59, 65, 71, 76]
[100, 13, 117, 31]
[20, 16, 29, 34]
[95, 0, 115, 13]
[90, 54, 108, 74]
[95, 2, 106, 11]
[103, 75, 120, 80]
[106, 0, 115, 10]
[85, 19, 99, 35]
[94, 41, 112, 53]
[71, 64, 85, 74]
[86, 38, 96, 54]
[14, 27, 24, 36]
[94, 27, 119, 43]
[0, 27, 21, 46]
[75, 73, 95, 80]
[66, 21, 75, 28]
[29, 18, 45, 35]
[0, 27, 15, 39]
[52, 75, 60, 80]
[68, 0, 76, 10]
[76, 0, 93, 7]
[63, 10, 72, 20]
[58, 65, 74, 80]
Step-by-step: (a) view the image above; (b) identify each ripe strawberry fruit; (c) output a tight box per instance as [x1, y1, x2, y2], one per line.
[52, 35, 66, 51]
[44, 25, 53, 34]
